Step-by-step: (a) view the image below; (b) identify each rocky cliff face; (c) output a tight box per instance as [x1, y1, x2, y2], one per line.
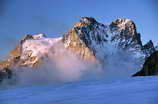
[142, 40, 156, 57]
[132, 41, 157, 76]
[133, 51, 158, 76]
[0, 17, 157, 81]
[63, 17, 145, 62]
[109, 18, 142, 49]
[62, 17, 108, 62]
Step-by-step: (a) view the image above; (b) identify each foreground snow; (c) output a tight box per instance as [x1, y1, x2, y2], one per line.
[0, 77, 158, 104]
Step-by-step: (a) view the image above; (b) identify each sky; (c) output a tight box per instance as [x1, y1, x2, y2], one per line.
[0, 0, 158, 57]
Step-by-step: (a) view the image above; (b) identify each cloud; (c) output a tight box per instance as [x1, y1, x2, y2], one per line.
[0, 41, 103, 89]
[0, 42, 144, 89]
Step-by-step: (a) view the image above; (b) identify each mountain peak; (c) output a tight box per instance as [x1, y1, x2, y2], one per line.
[109, 18, 142, 49]
[79, 17, 97, 24]
[142, 40, 156, 57]
[74, 17, 98, 28]
[21, 34, 47, 44]
[63, 17, 108, 62]
[110, 18, 135, 31]
[110, 18, 137, 35]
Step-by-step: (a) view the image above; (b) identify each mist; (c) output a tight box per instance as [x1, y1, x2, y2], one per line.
[0, 40, 103, 89]
[0, 38, 145, 90]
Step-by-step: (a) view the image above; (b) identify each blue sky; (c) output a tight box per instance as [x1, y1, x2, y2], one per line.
[0, 0, 158, 56]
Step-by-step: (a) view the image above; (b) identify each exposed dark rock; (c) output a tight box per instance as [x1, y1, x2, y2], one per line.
[133, 51, 158, 76]
[142, 40, 156, 57]
[110, 18, 142, 49]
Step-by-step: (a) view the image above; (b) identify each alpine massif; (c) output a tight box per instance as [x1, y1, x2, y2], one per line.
[0, 17, 157, 82]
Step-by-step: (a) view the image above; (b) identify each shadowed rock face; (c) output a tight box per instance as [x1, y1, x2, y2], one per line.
[133, 51, 158, 76]
[142, 40, 156, 57]
[109, 18, 142, 49]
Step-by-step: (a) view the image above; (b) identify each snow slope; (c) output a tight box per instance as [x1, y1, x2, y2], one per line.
[0, 76, 158, 104]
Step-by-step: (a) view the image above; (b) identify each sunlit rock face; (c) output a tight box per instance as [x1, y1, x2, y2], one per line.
[0, 17, 157, 81]
[62, 17, 108, 63]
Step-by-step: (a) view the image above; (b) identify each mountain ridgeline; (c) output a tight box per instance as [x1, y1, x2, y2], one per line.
[0, 17, 157, 82]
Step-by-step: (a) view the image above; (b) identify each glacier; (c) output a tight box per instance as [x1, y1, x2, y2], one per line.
[0, 76, 158, 104]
